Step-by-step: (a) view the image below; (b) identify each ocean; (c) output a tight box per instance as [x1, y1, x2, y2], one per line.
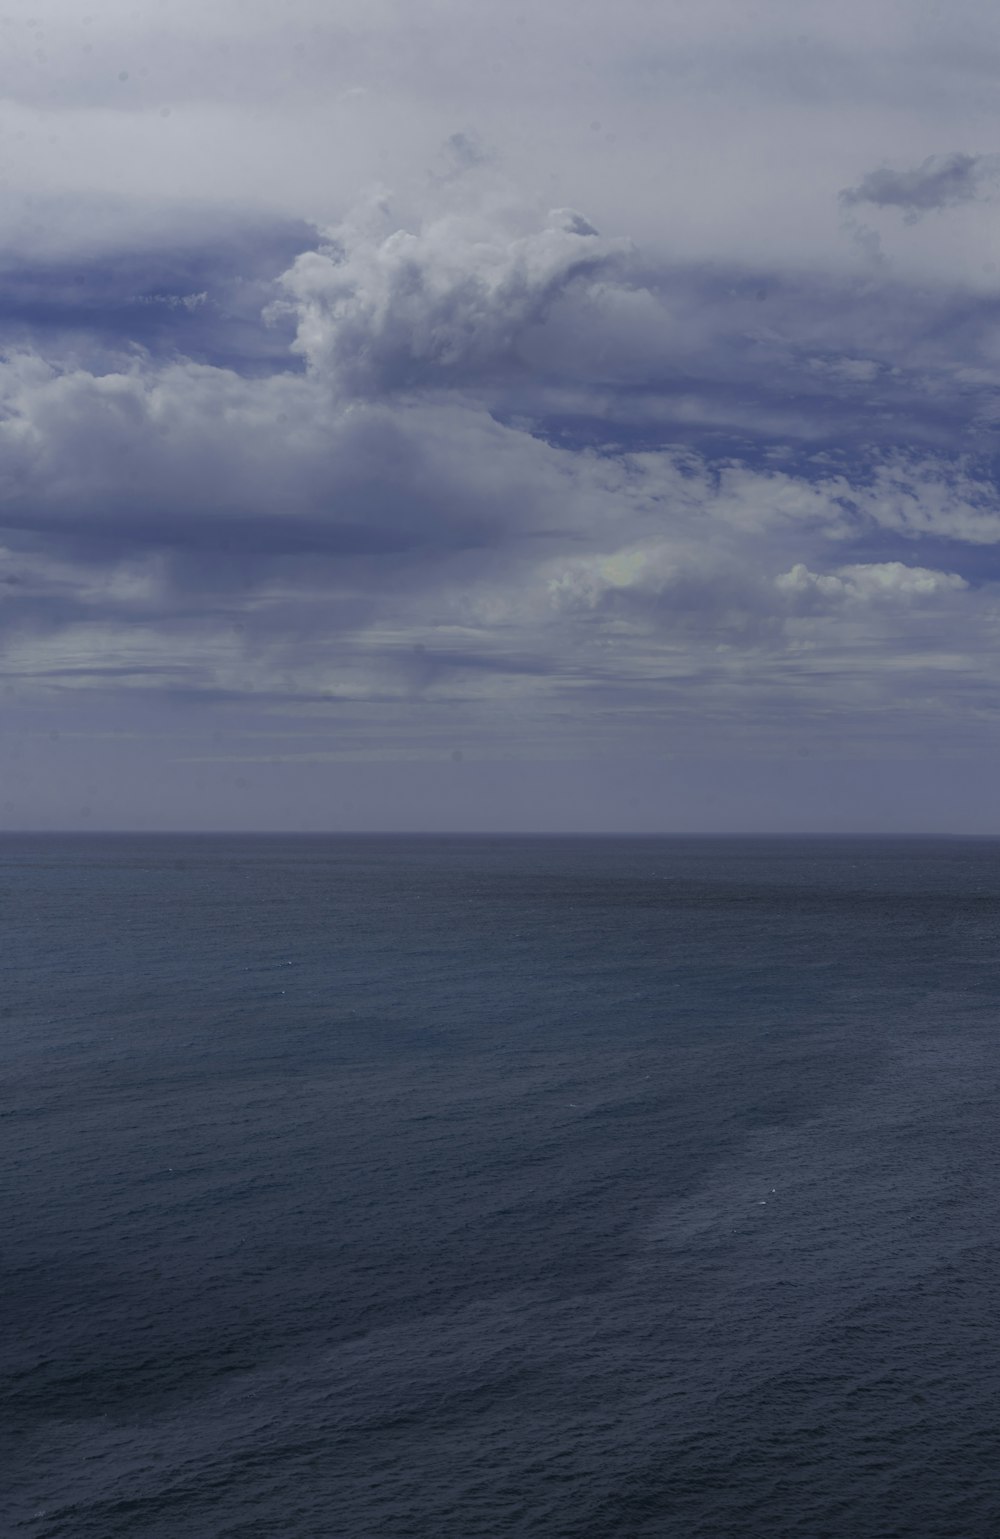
[5, 833, 1000, 1537]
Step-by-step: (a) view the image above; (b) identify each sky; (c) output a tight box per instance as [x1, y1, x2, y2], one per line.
[3, 0, 1000, 832]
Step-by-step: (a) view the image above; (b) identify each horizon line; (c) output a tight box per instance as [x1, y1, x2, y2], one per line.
[0, 828, 997, 840]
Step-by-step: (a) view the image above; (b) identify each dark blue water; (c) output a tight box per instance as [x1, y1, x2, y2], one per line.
[5, 834, 1000, 1537]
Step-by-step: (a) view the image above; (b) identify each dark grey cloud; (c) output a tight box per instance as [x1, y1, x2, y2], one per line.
[840, 152, 992, 221]
[430, 132, 492, 184]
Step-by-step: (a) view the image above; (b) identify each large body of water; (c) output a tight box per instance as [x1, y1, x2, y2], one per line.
[6, 834, 1000, 1537]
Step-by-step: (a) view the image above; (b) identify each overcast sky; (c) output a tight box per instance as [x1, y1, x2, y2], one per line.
[3, 0, 1000, 831]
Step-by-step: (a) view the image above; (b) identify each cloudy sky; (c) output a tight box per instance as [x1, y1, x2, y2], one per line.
[3, 0, 1000, 831]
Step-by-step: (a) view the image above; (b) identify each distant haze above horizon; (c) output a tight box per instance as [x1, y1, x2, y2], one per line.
[3, 0, 1000, 832]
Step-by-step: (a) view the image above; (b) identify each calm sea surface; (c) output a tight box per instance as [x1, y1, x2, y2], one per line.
[5, 834, 1000, 1537]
